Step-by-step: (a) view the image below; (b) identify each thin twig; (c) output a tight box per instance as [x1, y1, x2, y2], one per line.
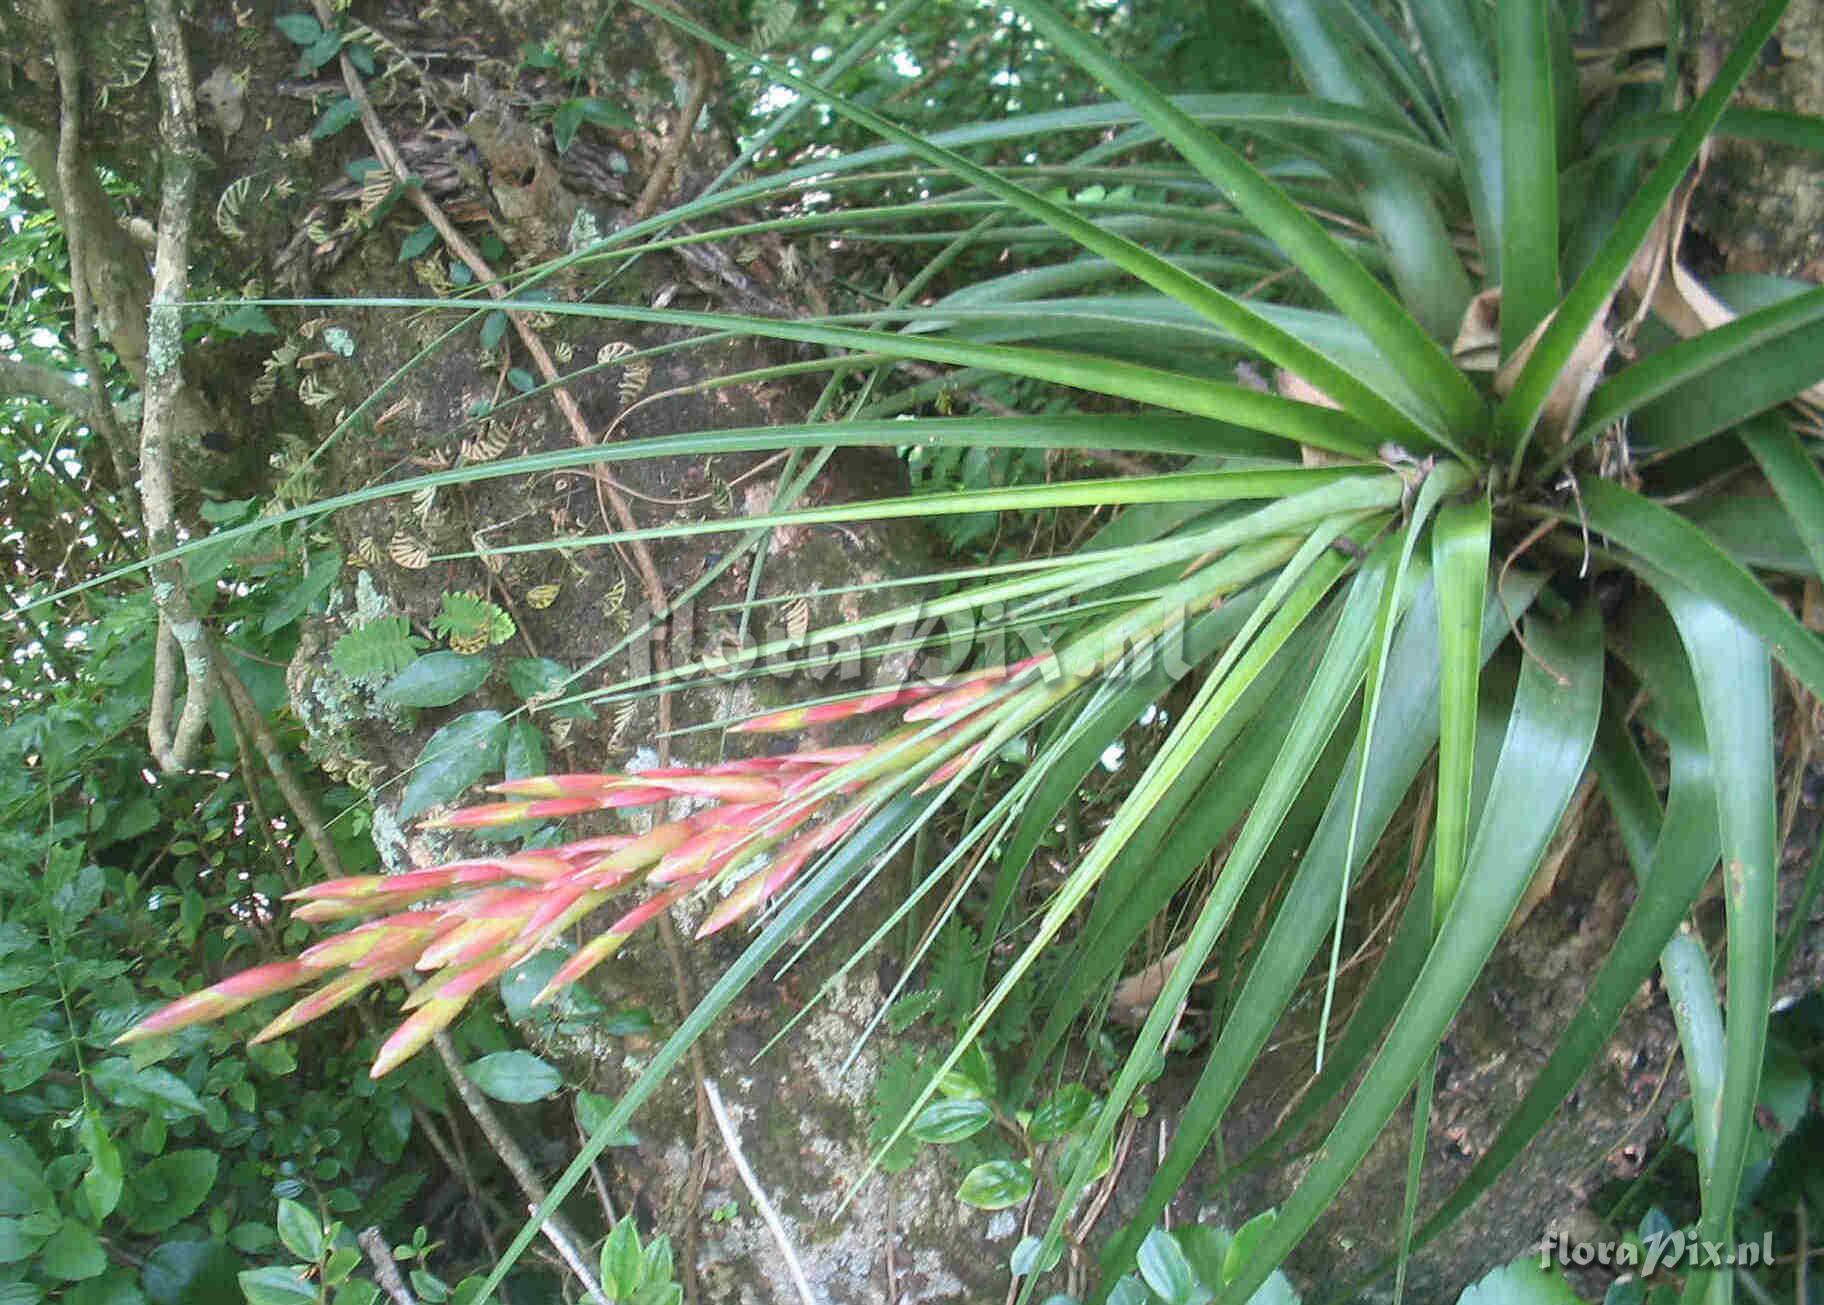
[410, 1091, 515, 1246]
[425, 1026, 609, 1305]
[883, 1174, 899, 1305]
[360, 1227, 419, 1305]
[703, 1080, 819, 1305]
[1798, 1201, 1810, 1305]
[1496, 519, 1570, 687]
[216, 649, 346, 880]
[531, 1205, 612, 1305]
[573, 1104, 619, 1228]
[142, 0, 213, 771]
[631, 11, 718, 223]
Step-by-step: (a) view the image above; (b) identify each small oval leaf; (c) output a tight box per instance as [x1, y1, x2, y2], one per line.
[910, 1098, 992, 1144]
[464, 1051, 562, 1104]
[955, 1159, 1032, 1211]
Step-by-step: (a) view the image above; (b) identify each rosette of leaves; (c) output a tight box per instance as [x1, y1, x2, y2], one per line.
[93, 0, 1824, 1299]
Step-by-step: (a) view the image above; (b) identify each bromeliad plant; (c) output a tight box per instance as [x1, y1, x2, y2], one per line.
[115, 0, 1824, 1300]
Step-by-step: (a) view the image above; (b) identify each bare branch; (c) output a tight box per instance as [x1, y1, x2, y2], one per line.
[703, 1080, 818, 1305]
[631, 10, 718, 223]
[0, 355, 95, 419]
[142, 0, 212, 772]
[215, 649, 346, 880]
[358, 1228, 419, 1305]
[39, 0, 139, 510]
[426, 1029, 608, 1302]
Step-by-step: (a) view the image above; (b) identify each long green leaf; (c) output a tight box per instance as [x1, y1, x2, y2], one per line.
[1031, 533, 1406, 1305]
[1631, 318, 1824, 455]
[1265, 0, 1476, 347]
[363, 294, 1396, 455]
[1774, 820, 1824, 980]
[1010, 0, 1485, 439]
[1660, 586, 1777, 1305]
[1568, 284, 1824, 456]
[25, 411, 1301, 612]
[1499, 0, 1789, 457]
[975, 597, 1270, 1004]
[1430, 498, 1492, 925]
[1316, 469, 1457, 1070]
[1020, 609, 1339, 1086]
[1578, 476, 1824, 698]
[1336, 0, 1450, 146]
[1408, 0, 1503, 285]
[1348, 598, 1723, 1292]
[1217, 600, 1603, 1305]
[1592, 104, 1824, 161]
[1226, 649, 1521, 1185]
[1098, 568, 1543, 1287]
[625, 0, 1455, 453]
[1740, 414, 1824, 578]
[454, 467, 1392, 559]
[860, 526, 1366, 1215]
[1498, 0, 1559, 355]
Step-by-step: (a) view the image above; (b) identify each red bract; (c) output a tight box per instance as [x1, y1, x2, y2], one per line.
[120, 662, 1019, 1076]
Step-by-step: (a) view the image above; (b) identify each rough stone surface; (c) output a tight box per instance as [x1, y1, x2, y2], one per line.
[1690, 0, 1824, 276]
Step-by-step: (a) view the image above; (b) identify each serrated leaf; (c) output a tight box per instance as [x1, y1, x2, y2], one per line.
[552, 100, 586, 154]
[229, 1222, 278, 1254]
[398, 223, 439, 262]
[216, 305, 277, 336]
[1222, 1208, 1277, 1286]
[956, 1160, 1032, 1210]
[89, 1060, 204, 1118]
[302, 31, 344, 71]
[127, 1150, 219, 1234]
[311, 96, 361, 140]
[398, 711, 507, 820]
[1456, 1257, 1580, 1305]
[379, 652, 491, 708]
[0, 1214, 54, 1265]
[41, 1220, 105, 1281]
[1010, 1234, 1063, 1278]
[434, 592, 514, 648]
[77, 1112, 122, 1222]
[331, 617, 424, 682]
[463, 1051, 562, 1103]
[505, 657, 569, 699]
[574, 1092, 640, 1148]
[576, 98, 637, 130]
[261, 550, 342, 634]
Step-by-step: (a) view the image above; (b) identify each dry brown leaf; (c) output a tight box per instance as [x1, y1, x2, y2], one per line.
[388, 532, 431, 570]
